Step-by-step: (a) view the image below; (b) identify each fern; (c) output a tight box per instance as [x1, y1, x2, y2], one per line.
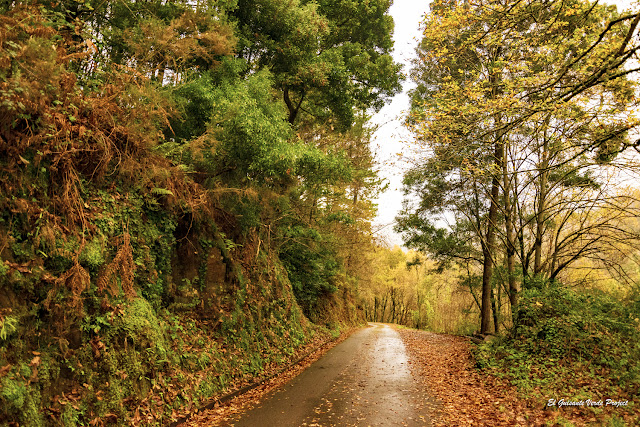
[0, 316, 18, 341]
[151, 188, 174, 196]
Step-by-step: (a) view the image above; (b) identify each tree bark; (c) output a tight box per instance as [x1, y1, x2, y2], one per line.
[481, 58, 503, 334]
[283, 87, 305, 125]
[491, 286, 499, 334]
[481, 141, 502, 333]
[534, 131, 550, 275]
[503, 144, 518, 319]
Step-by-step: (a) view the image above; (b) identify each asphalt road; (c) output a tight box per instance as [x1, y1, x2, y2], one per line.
[229, 323, 438, 426]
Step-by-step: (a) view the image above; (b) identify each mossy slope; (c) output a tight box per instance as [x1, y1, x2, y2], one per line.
[0, 185, 340, 426]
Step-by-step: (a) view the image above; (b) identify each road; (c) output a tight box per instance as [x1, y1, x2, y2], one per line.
[228, 323, 439, 426]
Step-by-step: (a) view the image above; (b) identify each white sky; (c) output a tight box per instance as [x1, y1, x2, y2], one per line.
[371, 0, 640, 248]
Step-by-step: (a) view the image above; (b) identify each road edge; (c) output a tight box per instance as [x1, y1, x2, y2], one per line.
[173, 325, 363, 426]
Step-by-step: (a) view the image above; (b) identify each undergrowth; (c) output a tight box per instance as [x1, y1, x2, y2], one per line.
[0, 5, 364, 425]
[474, 280, 640, 422]
[0, 215, 325, 425]
[0, 155, 333, 425]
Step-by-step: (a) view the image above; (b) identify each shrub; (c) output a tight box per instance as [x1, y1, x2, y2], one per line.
[279, 225, 340, 316]
[476, 279, 640, 397]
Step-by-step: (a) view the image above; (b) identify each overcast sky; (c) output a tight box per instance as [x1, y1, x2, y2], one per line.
[371, 0, 639, 248]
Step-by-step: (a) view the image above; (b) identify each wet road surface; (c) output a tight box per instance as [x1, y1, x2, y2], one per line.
[230, 323, 438, 426]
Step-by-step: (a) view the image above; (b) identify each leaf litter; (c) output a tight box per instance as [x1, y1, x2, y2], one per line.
[397, 328, 639, 426]
[178, 329, 356, 426]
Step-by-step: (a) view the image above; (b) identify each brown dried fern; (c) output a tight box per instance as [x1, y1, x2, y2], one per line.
[43, 262, 90, 324]
[97, 232, 136, 299]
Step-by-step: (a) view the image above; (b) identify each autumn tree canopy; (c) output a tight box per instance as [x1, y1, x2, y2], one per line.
[397, 0, 640, 333]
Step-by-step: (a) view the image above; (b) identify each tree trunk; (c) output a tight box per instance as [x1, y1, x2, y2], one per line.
[380, 295, 388, 323]
[534, 133, 549, 275]
[416, 291, 423, 329]
[491, 286, 499, 333]
[481, 141, 503, 334]
[283, 87, 305, 125]
[480, 240, 493, 334]
[481, 61, 503, 335]
[503, 145, 518, 319]
[390, 288, 397, 323]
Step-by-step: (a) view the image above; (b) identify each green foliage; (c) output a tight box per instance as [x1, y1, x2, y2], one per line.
[0, 0, 381, 424]
[219, 232, 241, 252]
[185, 69, 350, 188]
[279, 226, 340, 316]
[0, 377, 26, 409]
[476, 280, 640, 397]
[150, 188, 174, 197]
[104, 299, 168, 360]
[79, 237, 106, 272]
[0, 365, 42, 426]
[232, 0, 402, 129]
[165, 58, 246, 143]
[394, 138, 483, 270]
[42, 0, 237, 78]
[0, 315, 18, 341]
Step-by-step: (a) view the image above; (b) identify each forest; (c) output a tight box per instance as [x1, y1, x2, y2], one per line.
[0, 0, 400, 424]
[0, 0, 639, 425]
[390, 0, 640, 421]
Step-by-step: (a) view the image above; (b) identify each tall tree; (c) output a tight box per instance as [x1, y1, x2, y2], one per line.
[231, 0, 402, 130]
[398, 0, 640, 333]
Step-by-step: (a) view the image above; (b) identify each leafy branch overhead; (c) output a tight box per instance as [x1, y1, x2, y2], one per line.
[232, 0, 403, 130]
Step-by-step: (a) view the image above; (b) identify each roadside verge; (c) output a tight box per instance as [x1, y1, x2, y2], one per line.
[176, 326, 361, 426]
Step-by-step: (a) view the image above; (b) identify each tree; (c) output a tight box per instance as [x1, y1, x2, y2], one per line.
[225, 0, 402, 316]
[398, 0, 640, 333]
[0, 0, 392, 324]
[231, 0, 402, 130]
